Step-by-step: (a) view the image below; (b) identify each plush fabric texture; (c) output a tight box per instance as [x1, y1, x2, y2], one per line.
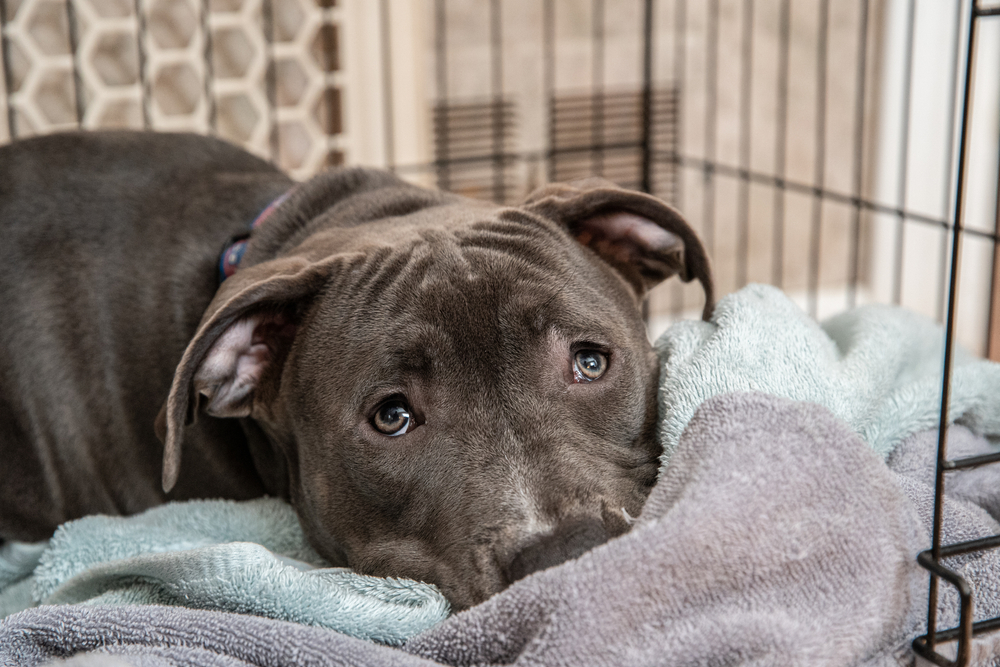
[0, 604, 435, 667]
[887, 425, 1000, 664]
[0, 498, 449, 645]
[655, 284, 1000, 468]
[0, 541, 45, 617]
[13, 392, 1000, 666]
[888, 425, 1000, 524]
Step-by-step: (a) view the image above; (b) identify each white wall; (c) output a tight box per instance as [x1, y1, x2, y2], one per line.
[871, 0, 999, 356]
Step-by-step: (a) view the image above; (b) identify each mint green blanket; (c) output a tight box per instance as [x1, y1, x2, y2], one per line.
[656, 284, 1000, 469]
[0, 498, 448, 645]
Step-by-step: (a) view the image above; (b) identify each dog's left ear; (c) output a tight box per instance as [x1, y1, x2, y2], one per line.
[522, 178, 714, 320]
[156, 255, 338, 493]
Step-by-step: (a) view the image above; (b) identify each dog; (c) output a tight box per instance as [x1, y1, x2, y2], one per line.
[0, 131, 712, 609]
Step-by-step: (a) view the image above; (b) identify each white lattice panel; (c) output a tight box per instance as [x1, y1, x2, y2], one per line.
[0, 0, 344, 178]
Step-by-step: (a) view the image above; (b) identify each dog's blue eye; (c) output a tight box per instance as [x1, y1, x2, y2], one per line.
[373, 400, 411, 436]
[573, 350, 608, 382]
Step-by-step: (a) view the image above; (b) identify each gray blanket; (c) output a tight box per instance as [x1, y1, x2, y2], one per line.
[8, 392, 1000, 666]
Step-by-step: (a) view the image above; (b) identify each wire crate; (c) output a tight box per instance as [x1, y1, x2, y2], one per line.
[1, 0, 999, 663]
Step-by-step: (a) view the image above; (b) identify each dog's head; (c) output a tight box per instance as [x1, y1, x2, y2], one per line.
[159, 169, 712, 609]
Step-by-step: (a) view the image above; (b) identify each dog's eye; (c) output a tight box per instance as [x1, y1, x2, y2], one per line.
[372, 400, 412, 436]
[573, 350, 608, 382]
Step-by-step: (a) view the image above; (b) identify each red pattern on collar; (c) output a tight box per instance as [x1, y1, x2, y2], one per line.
[219, 189, 293, 283]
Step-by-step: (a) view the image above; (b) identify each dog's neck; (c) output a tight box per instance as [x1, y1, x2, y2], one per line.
[218, 189, 294, 283]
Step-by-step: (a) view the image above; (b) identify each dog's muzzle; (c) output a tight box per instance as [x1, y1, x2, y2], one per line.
[501, 517, 613, 584]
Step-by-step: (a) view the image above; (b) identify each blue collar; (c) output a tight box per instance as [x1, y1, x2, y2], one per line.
[218, 190, 292, 283]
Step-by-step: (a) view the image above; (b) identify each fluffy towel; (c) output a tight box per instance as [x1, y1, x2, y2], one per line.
[0, 604, 432, 667]
[1, 393, 939, 667]
[0, 498, 448, 646]
[0, 541, 45, 618]
[887, 425, 1000, 664]
[656, 284, 1000, 467]
[888, 425, 1000, 524]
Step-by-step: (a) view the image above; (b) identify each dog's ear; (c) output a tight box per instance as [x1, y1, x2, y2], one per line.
[157, 255, 336, 493]
[521, 178, 714, 319]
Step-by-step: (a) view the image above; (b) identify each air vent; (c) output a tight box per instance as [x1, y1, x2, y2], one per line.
[433, 98, 518, 203]
[550, 88, 679, 202]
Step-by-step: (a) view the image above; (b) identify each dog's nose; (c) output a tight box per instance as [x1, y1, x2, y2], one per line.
[502, 517, 612, 584]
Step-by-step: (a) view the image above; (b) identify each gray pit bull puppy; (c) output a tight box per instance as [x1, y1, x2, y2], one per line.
[0, 131, 712, 609]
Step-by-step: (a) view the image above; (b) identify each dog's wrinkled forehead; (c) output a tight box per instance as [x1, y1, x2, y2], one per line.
[297, 208, 639, 396]
[330, 210, 627, 340]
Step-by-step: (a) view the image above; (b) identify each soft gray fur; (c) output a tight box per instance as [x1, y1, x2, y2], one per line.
[0, 130, 713, 609]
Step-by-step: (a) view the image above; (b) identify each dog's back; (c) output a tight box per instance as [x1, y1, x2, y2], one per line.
[0, 132, 290, 540]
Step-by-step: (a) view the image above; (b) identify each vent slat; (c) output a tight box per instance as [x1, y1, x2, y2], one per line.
[432, 88, 678, 204]
[551, 88, 679, 200]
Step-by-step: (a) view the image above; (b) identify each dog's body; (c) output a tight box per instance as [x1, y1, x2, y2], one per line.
[0, 131, 711, 608]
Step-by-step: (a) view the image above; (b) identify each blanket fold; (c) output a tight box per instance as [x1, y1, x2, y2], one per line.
[0, 498, 449, 646]
[656, 284, 1000, 467]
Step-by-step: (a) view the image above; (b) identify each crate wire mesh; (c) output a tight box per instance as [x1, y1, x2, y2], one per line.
[910, 4, 1000, 665]
[2, 0, 1000, 663]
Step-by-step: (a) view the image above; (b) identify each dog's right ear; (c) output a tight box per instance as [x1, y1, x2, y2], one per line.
[157, 255, 337, 493]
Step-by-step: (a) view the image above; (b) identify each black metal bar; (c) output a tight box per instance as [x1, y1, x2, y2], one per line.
[847, 0, 869, 309]
[670, 0, 685, 317]
[914, 552, 973, 667]
[919, 616, 1000, 648]
[65, 0, 85, 126]
[434, 0, 449, 190]
[317, 2, 339, 164]
[736, 0, 753, 288]
[924, 2, 978, 660]
[771, 0, 790, 289]
[989, 105, 1000, 359]
[380, 0, 395, 171]
[262, 0, 279, 162]
[919, 550, 974, 597]
[639, 0, 653, 325]
[390, 145, 999, 244]
[943, 450, 1000, 470]
[201, 0, 216, 132]
[543, 0, 554, 184]
[0, 0, 17, 139]
[133, 0, 151, 129]
[892, 0, 917, 306]
[591, 0, 604, 178]
[938, 533, 1000, 558]
[639, 0, 653, 194]
[703, 0, 718, 258]
[808, 0, 829, 318]
[937, 6, 964, 322]
[490, 0, 504, 203]
[654, 151, 996, 241]
[976, 5, 1000, 17]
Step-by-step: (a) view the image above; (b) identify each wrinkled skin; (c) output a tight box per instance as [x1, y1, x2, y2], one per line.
[1, 131, 712, 610]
